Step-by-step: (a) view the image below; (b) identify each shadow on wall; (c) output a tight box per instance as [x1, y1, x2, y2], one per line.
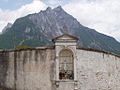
[0, 86, 13, 90]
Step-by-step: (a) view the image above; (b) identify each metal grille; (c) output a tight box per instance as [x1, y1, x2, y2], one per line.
[59, 49, 74, 80]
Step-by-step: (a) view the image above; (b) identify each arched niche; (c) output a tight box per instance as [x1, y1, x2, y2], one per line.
[59, 49, 74, 80]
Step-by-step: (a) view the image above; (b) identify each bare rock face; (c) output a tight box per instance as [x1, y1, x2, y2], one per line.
[29, 6, 80, 37]
[28, 6, 120, 55]
[0, 6, 120, 55]
[2, 23, 12, 34]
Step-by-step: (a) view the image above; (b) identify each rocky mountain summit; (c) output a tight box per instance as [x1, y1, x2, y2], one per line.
[2, 23, 12, 33]
[0, 6, 120, 55]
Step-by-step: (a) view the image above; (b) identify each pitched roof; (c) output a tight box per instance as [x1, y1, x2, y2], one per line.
[52, 33, 79, 42]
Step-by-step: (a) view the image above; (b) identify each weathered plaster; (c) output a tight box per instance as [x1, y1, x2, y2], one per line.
[0, 48, 120, 90]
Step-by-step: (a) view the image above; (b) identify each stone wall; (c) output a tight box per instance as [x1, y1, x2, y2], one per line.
[77, 49, 120, 90]
[0, 51, 9, 89]
[0, 48, 120, 90]
[0, 49, 55, 90]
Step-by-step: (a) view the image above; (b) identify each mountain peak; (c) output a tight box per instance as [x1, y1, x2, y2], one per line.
[46, 7, 52, 11]
[56, 5, 62, 9]
[7, 23, 12, 26]
[53, 5, 63, 11]
[2, 22, 12, 33]
[1, 6, 120, 55]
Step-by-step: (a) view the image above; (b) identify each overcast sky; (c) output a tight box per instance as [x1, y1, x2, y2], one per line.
[0, 0, 120, 42]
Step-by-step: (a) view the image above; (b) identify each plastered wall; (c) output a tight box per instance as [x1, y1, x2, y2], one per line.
[77, 49, 120, 90]
[0, 48, 120, 90]
[0, 49, 55, 90]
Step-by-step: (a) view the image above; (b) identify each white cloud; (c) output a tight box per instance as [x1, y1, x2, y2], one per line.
[63, 0, 120, 42]
[41, 0, 66, 8]
[0, 0, 47, 32]
[0, 0, 120, 42]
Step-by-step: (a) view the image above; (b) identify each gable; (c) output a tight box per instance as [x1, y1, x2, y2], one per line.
[57, 35, 76, 40]
[53, 34, 78, 42]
